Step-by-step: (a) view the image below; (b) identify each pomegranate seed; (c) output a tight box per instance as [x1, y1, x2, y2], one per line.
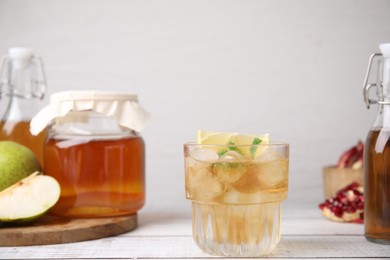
[319, 182, 364, 223]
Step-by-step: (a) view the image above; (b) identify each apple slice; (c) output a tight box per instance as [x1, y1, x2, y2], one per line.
[0, 172, 60, 223]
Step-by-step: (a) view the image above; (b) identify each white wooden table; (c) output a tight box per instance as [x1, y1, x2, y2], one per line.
[2, 206, 390, 259]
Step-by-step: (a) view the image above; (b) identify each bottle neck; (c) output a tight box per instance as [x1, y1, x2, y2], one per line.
[372, 58, 390, 129]
[9, 63, 37, 99]
[0, 53, 45, 100]
[378, 58, 390, 101]
[0, 60, 44, 122]
[1, 95, 41, 122]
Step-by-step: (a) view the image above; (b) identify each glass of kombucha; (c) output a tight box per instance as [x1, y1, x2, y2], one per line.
[31, 91, 149, 218]
[184, 141, 289, 256]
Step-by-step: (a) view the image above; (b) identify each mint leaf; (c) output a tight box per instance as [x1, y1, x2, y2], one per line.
[227, 141, 240, 153]
[250, 137, 262, 158]
[252, 137, 262, 145]
[217, 148, 228, 157]
[217, 141, 242, 158]
[213, 161, 247, 170]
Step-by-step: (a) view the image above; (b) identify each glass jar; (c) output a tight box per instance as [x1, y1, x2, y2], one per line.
[30, 91, 149, 218]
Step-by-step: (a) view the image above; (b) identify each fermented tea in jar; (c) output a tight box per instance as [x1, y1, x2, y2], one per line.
[30, 91, 149, 218]
[0, 48, 47, 165]
[363, 43, 390, 244]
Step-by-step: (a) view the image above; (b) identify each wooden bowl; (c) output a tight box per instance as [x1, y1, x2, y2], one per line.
[322, 166, 364, 199]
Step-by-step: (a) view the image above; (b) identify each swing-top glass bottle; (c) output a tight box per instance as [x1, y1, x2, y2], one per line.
[363, 42, 390, 244]
[0, 47, 46, 164]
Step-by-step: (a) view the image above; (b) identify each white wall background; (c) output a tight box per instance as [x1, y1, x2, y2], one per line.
[0, 0, 389, 216]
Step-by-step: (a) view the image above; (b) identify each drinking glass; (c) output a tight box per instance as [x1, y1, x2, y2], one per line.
[184, 142, 289, 256]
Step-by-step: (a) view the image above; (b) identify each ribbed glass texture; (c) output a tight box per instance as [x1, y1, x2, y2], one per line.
[192, 201, 281, 257]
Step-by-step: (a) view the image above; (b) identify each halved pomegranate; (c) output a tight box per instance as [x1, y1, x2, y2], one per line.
[319, 182, 364, 223]
[337, 141, 364, 169]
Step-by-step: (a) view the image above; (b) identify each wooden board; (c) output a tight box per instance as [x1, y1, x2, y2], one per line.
[0, 214, 137, 246]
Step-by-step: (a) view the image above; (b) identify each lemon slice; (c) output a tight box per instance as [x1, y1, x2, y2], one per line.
[196, 130, 237, 144]
[232, 133, 270, 146]
[231, 133, 269, 158]
[196, 130, 269, 158]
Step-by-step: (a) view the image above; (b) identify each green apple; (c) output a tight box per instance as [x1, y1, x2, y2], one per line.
[0, 172, 61, 223]
[0, 141, 42, 191]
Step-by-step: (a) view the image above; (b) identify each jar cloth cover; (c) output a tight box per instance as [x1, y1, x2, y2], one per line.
[30, 91, 150, 136]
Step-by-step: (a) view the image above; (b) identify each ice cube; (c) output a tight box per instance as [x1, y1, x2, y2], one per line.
[224, 189, 287, 204]
[255, 159, 288, 188]
[185, 157, 197, 168]
[186, 164, 225, 201]
[213, 162, 246, 184]
[198, 178, 225, 200]
[231, 167, 262, 193]
[191, 148, 219, 162]
[254, 147, 280, 162]
[223, 190, 263, 204]
[220, 150, 242, 161]
[185, 161, 209, 196]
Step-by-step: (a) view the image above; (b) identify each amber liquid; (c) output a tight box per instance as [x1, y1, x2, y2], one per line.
[0, 121, 46, 165]
[44, 136, 145, 218]
[364, 129, 390, 244]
